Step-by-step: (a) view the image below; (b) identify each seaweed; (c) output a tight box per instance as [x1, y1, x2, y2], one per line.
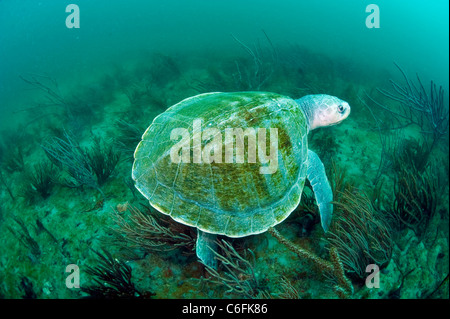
[392, 136, 432, 173]
[20, 277, 37, 299]
[19, 75, 75, 126]
[201, 239, 265, 299]
[268, 227, 353, 298]
[366, 63, 449, 165]
[121, 81, 166, 110]
[2, 144, 25, 173]
[7, 216, 41, 263]
[189, 63, 233, 93]
[391, 161, 437, 238]
[35, 219, 59, 246]
[327, 188, 393, 281]
[25, 160, 58, 200]
[81, 249, 144, 299]
[309, 129, 338, 167]
[191, 32, 278, 93]
[148, 53, 181, 87]
[294, 182, 319, 237]
[123, 176, 138, 200]
[19, 75, 105, 136]
[20, 75, 70, 110]
[0, 168, 15, 201]
[297, 182, 319, 215]
[41, 132, 117, 198]
[85, 136, 121, 186]
[361, 94, 403, 186]
[41, 131, 96, 188]
[111, 204, 195, 254]
[113, 119, 145, 160]
[71, 78, 115, 110]
[230, 32, 277, 91]
[277, 276, 300, 299]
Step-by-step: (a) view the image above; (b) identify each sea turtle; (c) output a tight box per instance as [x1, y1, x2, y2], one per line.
[132, 92, 350, 268]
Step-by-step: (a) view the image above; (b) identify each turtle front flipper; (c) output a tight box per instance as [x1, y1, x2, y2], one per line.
[306, 150, 333, 232]
[196, 229, 218, 268]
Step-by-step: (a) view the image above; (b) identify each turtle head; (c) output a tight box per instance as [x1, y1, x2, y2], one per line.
[296, 94, 350, 131]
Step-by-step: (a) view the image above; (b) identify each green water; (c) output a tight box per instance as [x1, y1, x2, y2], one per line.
[0, 1, 448, 300]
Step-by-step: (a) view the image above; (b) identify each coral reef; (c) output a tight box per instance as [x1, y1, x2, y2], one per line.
[0, 39, 447, 299]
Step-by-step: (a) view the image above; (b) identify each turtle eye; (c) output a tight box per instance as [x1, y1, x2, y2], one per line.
[338, 104, 345, 113]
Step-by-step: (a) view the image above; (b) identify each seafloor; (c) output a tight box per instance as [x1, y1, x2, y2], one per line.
[0, 42, 448, 299]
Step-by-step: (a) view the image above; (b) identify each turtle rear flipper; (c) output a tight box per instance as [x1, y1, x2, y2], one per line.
[306, 150, 333, 232]
[196, 229, 218, 269]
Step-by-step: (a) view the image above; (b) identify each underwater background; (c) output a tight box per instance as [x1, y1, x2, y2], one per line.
[0, 0, 448, 299]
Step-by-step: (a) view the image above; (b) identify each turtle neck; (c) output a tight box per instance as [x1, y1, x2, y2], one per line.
[295, 96, 315, 132]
